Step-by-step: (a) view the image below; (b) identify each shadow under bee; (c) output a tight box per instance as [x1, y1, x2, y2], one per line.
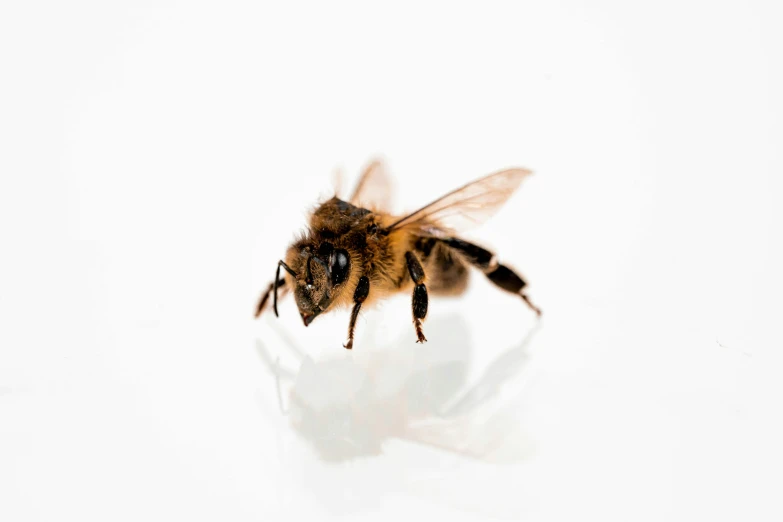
[255, 313, 540, 463]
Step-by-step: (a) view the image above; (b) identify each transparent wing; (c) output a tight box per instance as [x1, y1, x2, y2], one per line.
[349, 159, 394, 212]
[385, 168, 532, 236]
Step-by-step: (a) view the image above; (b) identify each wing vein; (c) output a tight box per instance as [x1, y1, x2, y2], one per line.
[385, 168, 532, 236]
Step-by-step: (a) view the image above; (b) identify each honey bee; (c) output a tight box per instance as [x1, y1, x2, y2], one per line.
[254, 160, 541, 349]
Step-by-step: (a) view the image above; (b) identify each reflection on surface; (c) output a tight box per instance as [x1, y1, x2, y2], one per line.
[256, 313, 539, 463]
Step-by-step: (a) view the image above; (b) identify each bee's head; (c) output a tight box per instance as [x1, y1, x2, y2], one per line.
[287, 242, 351, 326]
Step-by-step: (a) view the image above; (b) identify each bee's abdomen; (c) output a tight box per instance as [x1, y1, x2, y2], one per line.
[414, 237, 470, 296]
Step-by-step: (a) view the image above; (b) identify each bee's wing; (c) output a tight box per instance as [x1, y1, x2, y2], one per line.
[385, 168, 532, 237]
[349, 159, 394, 212]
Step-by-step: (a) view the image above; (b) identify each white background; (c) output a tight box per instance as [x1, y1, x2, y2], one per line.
[1, 1, 781, 520]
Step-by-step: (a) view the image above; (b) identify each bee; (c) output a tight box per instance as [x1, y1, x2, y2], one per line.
[254, 160, 541, 349]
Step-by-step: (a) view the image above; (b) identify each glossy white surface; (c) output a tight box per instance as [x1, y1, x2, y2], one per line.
[1, 1, 780, 520]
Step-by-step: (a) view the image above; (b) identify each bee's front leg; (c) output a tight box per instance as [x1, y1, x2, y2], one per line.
[344, 276, 370, 350]
[405, 252, 428, 343]
[254, 277, 286, 318]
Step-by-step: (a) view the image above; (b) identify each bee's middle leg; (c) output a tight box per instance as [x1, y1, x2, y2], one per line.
[405, 251, 429, 343]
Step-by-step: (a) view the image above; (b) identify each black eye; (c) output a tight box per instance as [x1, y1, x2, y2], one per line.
[368, 224, 378, 235]
[317, 242, 334, 258]
[330, 249, 350, 286]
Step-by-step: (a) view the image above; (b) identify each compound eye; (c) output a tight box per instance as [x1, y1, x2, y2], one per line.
[330, 249, 350, 286]
[317, 242, 334, 258]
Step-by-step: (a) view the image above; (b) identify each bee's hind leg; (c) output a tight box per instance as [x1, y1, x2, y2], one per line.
[487, 265, 542, 316]
[443, 238, 542, 316]
[405, 252, 429, 343]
